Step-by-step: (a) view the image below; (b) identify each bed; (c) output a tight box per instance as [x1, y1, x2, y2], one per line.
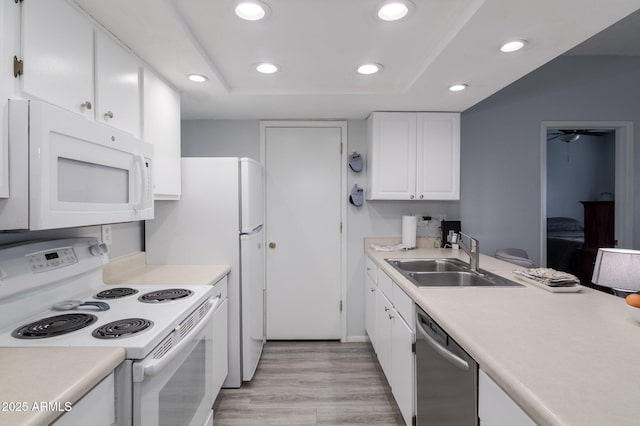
[546, 217, 584, 275]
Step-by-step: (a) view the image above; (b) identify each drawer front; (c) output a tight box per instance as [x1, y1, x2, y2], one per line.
[212, 275, 228, 301]
[377, 269, 393, 300]
[393, 283, 414, 329]
[365, 256, 378, 283]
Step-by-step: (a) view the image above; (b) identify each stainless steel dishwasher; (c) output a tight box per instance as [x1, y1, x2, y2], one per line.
[415, 306, 478, 425]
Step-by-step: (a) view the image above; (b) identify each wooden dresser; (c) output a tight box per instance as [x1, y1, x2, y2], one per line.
[578, 201, 615, 287]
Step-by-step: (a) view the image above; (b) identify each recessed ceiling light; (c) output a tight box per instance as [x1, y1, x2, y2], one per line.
[188, 74, 208, 83]
[449, 84, 468, 92]
[234, 0, 270, 21]
[256, 63, 279, 74]
[377, 0, 414, 21]
[500, 40, 527, 53]
[357, 63, 383, 75]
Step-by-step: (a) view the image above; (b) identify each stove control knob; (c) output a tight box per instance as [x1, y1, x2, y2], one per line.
[89, 243, 110, 256]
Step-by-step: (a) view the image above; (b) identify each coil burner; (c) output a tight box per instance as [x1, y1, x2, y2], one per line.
[138, 288, 193, 303]
[92, 318, 154, 339]
[12, 314, 98, 339]
[94, 287, 139, 299]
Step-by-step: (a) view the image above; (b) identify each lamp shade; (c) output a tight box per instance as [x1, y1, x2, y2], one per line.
[591, 248, 640, 291]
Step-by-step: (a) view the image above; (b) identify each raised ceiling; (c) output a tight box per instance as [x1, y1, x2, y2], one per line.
[73, 0, 640, 120]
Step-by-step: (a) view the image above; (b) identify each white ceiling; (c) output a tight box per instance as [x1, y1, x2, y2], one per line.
[73, 0, 640, 120]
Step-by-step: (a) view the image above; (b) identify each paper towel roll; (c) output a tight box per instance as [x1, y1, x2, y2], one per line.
[402, 216, 417, 249]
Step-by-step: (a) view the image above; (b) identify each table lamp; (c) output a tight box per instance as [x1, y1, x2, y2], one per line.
[591, 248, 640, 297]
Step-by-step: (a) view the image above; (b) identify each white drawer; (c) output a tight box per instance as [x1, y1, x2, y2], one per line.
[377, 269, 393, 300]
[365, 255, 377, 283]
[392, 283, 414, 329]
[211, 275, 228, 301]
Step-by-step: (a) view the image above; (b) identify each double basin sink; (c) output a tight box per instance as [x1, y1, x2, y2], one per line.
[386, 258, 522, 288]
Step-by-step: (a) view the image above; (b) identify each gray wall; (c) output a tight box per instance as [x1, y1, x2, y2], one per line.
[461, 56, 640, 265]
[182, 120, 260, 159]
[181, 119, 460, 339]
[547, 133, 615, 220]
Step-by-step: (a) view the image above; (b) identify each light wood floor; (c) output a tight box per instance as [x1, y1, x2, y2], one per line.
[213, 341, 405, 425]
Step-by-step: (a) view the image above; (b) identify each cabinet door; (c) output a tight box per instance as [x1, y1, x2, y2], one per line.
[0, 0, 12, 198]
[367, 112, 416, 200]
[416, 113, 460, 200]
[95, 31, 140, 136]
[391, 313, 414, 426]
[21, 0, 94, 118]
[365, 274, 377, 352]
[375, 290, 393, 380]
[479, 369, 536, 426]
[143, 69, 181, 199]
[212, 298, 228, 399]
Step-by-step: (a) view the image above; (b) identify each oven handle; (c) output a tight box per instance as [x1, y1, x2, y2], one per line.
[133, 297, 218, 382]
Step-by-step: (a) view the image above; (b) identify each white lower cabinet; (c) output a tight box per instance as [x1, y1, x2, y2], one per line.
[391, 310, 414, 426]
[52, 372, 115, 426]
[375, 289, 393, 379]
[368, 260, 415, 426]
[479, 369, 536, 426]
[211, 277, 229, 403]
[365, 274, 377, 351]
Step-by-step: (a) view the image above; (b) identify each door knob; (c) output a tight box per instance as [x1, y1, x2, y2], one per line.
[268, 242, 276, 249]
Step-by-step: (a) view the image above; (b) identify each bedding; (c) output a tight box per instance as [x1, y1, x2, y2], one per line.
[546, 217, 584, 275]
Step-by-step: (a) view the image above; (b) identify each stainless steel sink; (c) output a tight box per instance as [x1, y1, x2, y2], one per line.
[406, 271, 522, 287]
[385, 258, 522, 288]
[386, 258, 469, 273]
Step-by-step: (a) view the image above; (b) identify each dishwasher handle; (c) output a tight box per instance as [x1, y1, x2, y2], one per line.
[416, 313, 470, 371]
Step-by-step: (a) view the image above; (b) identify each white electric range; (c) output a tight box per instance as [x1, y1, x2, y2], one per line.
[0, 238, 217, 426]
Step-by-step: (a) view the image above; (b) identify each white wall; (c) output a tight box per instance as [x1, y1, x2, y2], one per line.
[461, 56, 640, 265]
[0, 221, 143, 259]
[547, 133, 615, 220]
[181, 119, 460, 339]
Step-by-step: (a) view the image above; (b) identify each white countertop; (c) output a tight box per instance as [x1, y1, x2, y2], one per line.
[0, 347, 125, 426]
[365, 237, 640, 426]
[103, 252, 230, 286]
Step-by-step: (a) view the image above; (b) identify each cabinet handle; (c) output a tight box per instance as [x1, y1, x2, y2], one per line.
[81, 101, 92, 111]
[104, 110, 114, 120]
[388, 313, 394, 319]
[410, 194, 415, 199]
[268, 242, 276, 249]
[370, 288, 375, 293]
[384, 306, 390, 312]
[420, 194, 424, 199]
[215, 293, 222, 299]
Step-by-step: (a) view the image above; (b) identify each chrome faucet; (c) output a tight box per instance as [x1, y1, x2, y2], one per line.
[456, 232, 480, 272]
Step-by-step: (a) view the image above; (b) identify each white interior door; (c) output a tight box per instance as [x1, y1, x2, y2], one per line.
[265, 126, 342, 339]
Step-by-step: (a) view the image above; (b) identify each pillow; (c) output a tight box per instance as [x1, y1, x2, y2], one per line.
[547, 217, 584, 232]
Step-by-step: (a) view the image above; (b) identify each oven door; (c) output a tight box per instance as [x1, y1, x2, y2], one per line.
[132, 300, 216, 426]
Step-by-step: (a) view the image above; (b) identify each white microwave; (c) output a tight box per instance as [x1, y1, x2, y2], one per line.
[0, 99, 153, 230]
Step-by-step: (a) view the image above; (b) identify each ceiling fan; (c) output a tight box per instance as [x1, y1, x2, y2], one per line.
[547, 129, 611, 143]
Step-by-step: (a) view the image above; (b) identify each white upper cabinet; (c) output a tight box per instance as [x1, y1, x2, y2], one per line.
[366, 111, 460, 200]
[416, 113, 460, 199]
[143, 69, 181, 199]
[21, 0, 94, 119]
[367, 112, 417, 200]
[95, 32, 140, 137]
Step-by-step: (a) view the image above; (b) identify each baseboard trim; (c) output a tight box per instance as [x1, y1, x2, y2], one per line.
[345, 335, 369, 343]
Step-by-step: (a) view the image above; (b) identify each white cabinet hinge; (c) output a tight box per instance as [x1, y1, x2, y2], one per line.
[13, 56, 23, 78]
